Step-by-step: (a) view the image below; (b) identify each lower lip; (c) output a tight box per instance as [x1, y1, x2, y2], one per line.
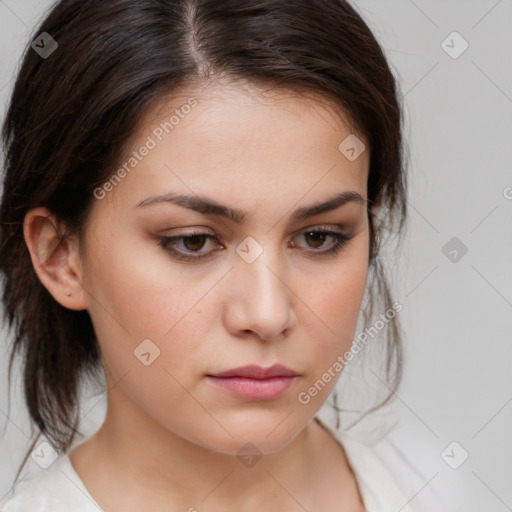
[206, 376, 298, 401]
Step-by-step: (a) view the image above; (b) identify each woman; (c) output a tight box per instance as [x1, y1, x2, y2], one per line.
[0, 0, 414, 510]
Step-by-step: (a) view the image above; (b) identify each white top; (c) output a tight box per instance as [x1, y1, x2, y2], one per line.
[0, 418, 418, 512]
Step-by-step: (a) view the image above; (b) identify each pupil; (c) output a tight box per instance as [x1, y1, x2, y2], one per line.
[306, 231, 325, 248]
[184, 235, 206, 251]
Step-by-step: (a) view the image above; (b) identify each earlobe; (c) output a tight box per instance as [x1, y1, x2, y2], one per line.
[23, 207, 88, 311]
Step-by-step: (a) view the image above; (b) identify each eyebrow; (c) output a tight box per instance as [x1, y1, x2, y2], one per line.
[134, 190, 365, 223]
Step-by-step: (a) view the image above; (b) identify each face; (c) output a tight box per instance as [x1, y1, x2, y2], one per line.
[79, 81, 370, 454]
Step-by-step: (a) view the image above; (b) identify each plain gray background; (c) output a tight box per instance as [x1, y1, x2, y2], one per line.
[0, 1, 511, 510]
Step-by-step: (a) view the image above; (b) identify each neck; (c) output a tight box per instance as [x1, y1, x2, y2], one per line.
[74, 390, 323, 511]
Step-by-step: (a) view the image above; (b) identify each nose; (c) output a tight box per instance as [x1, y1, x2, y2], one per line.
[223, 245, 297, 341]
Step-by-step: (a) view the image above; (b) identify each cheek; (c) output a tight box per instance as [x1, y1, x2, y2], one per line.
[323, 264, 367, 334]
[84, 251, 237, 423]
[84, 227, 202, 334]
[298, 236, 369, 380]
[307, 235, 369, 334]
[83, 249, 215, 430]
[86, 224, 369, 375]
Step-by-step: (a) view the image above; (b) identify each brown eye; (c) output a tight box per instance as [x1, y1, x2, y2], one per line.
[182, 234, 208, 252]
[159, 227, 352, 263]
[303, 231, 328, 249]
[158, 232, 222, 262]
[293, 228, 353, 256]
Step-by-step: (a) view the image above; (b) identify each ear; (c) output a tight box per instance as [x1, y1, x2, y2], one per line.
[23, 207, 87, 311]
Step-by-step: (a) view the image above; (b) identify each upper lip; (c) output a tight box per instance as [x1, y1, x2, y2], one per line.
[208, 364, 299, 379]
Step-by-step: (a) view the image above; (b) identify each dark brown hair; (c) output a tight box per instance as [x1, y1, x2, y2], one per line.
[0, 0, 407, 482]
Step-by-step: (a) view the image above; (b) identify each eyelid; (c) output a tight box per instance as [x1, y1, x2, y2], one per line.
[293, 223, 347, 234]
[158, 226, 216, 236]
[160, 223, 347, 242]
[158, 223, 353, 263]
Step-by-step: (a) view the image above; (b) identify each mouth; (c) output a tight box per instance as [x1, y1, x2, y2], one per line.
[206, 364, 300, 401]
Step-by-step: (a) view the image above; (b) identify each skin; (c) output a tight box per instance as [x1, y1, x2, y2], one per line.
[24, 80, 370, 511]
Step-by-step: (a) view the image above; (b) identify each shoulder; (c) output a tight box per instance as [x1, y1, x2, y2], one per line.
[0, 455, 101, 512]
[315, 415, 437, 512]
[337, 431, 419, 512]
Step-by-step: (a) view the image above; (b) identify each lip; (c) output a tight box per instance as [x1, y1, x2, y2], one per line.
[206, 364, 300, 401]
[209, 364, 299, 379]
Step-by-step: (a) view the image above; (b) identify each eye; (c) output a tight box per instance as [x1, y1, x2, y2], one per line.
[291, 228, 352, 256]
[158, 232, 221, 262]
[158, 226, 353, 263]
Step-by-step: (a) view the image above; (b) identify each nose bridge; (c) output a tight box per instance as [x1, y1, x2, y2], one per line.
[228, 236, 294, 339]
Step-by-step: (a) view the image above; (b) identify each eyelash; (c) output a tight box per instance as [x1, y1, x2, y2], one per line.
[158, 227, 353, 262]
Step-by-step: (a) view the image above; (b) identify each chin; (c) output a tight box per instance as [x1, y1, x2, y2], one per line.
[190, 411, 311, 456]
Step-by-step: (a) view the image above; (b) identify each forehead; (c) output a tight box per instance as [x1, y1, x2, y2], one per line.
[143, 79, 366, 150]
[94, 80, 370, 216]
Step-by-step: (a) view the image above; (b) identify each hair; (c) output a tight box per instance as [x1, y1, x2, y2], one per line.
[0, 0, 407, 483]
